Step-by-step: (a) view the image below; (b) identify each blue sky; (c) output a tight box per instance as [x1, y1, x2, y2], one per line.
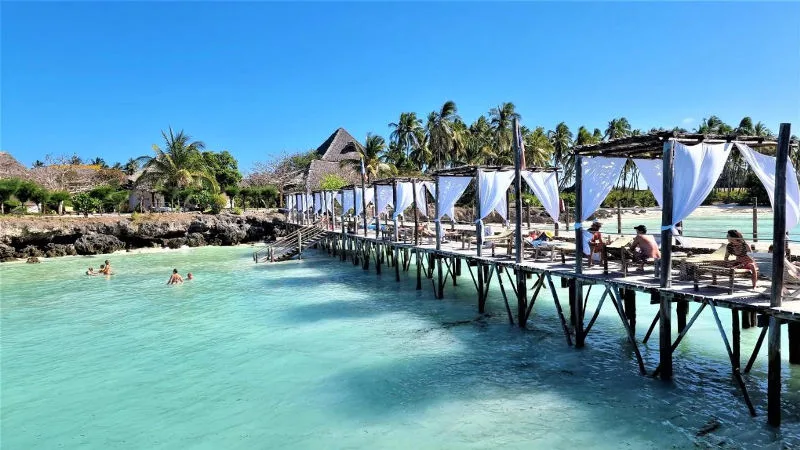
[2, 2, 799, 171]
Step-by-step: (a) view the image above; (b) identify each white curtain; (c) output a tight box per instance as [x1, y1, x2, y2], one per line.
[669, 142, 732, 231]
[633, 158, 663, 206]
[341, 189, 354, 215]
[416, 181, 433, 216]
[580, 157, 627, 222]
[324, 191, 334, 213]
[476, 170, 515, 222]
[521, 171, 561, 222]
[313, 192, 322, 213]
[355, 187, 374, 216]
[436, 176, 472, 220]
[294, 194, 303, 212]
[393, 182, 414, 220]
[335, 192, 342, 208]
[736, 143, 800, 230]
[376, 185, 394, 215]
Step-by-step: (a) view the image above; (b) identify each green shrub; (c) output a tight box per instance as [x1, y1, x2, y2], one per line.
[211, 194, 227, 214]
[232, 207, 243, 215]
[72, 193, 102, 216]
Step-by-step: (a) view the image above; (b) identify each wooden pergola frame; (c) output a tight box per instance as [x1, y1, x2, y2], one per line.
[572, 127, 796, 425]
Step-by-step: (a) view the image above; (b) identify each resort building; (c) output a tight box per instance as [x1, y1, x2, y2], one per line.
[290, 127, 363, 192]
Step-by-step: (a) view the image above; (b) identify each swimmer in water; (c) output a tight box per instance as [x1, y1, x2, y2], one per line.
[86, 267, 97, 276]
[101, 260, 113, 274]
[186, 272, 193, 280]
[167, 268, 183, 285]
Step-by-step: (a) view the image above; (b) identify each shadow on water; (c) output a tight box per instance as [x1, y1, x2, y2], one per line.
[275, 250, 800, 446]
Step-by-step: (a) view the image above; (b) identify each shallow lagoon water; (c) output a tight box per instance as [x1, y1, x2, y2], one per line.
[2, 245, 799, 449]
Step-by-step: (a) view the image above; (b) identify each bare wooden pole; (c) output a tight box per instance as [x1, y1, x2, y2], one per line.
[412, 180, 420, 246]
[360, 178, 368, 237]
[513, 118, 527, 328]
[374, 185, 380, 239]
[476, 170, 484, 257]
[435, 176, 443, 299]
[617, 202, 622, 235]
[753, 198, 758, 242]
[658, 140, 676, 381]
[573, 156, 585, 347]
[768, 122, 791, 427]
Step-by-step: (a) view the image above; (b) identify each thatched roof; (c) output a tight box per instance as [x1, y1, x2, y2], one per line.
[315, 128, 363, 162]
[573, 132, 790, 159]
[0, 152, 30, 179]
[306, 160, 361, 191]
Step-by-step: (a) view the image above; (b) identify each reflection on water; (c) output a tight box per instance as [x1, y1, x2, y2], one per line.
[1, 245, 798, 448]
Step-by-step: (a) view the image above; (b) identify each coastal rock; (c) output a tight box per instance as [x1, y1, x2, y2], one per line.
[186, 232, 206, 247]
[44, 243, 77, 258]
[164, 238, 187, 249]
[0, 243, 16, 262]
[19, 245, 43, 258]
[73, 233, 125, 255]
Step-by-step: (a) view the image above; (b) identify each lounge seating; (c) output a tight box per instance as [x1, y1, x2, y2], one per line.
[468, 229, 514, 255]
[680, 245, 753, 294]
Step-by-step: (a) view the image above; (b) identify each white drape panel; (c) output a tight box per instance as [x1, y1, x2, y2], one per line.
[415, 182, 430, 216]
[335, 192, 342, 207]
[323, 192, 333, 213]
[376, 185, 394, 215]
[580, 157, 627, 222]
[313, 193, 321, 213]
[355, 188, 374, 216]
[736, 143, 800, 230]
[521, 171, 561, 222]
[294, 194, 303, 212]
[341, 189, 354, 214]
[633, 159, 663, 206]
[670, 142, 732, 231]
[476, 171, 514, 221]
[436, 177, 472, 220]
[393, 182, 414, 219]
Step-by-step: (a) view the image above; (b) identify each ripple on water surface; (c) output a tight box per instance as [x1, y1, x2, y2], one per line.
[1, 245, 799, 449]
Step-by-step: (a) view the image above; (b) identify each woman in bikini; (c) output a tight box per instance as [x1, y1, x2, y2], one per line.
[720, 229, 758, 288]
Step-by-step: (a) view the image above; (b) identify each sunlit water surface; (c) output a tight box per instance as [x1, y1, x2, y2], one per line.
[2, 245, 799, 449]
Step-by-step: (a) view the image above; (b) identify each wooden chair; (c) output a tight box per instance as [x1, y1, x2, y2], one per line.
[601, 237, 633, 275]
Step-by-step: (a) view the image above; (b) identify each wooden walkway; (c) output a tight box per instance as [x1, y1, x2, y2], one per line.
[270, 223, 800, 427]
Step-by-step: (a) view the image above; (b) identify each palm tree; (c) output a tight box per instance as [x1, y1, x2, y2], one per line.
[548, 122, 573, 188]
[697, 115, 733, 135]
[89, 157, 107, 168]
[32, 160, 45, 168]
[488, 102, 520, 164]
[389, 112, 424, 160]
[137, 128, 217, 206]
[604, 117, 632, 140]
[123, 158, 139, 176]
[737, 117, 755, 135]
[753, 122, 773, 138]
[523, 126, 554, 168]
[341, 133, 395, 183]
[464, 116, 495, 165]
[425, 101, 460, 170]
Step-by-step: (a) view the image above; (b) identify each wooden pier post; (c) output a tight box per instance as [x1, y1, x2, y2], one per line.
[768, 122, 791, 427]
[476, 169, 484, 257]
[360, 177, 368, 238]
[412, 179, 420, 246]
[573, 155, 585, 347]
[513, 118, 528, 328]
[617, 202, 622, 235]
[624, 289, 636, 333]
[742, 309, 752, 329]
[434, 175, 444, 299]
[658, 139, 676, 380]
[677, 300, 689, 333]
[752, 198, 758, 242]
[416, 249, 422, 290]
[374, 184, 380, 239]
[732, 308, 741, 372]
[789, 322, 800, 364]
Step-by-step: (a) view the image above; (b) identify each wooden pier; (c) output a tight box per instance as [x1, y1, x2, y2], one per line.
[275, 223, 800, 424]
[271, 124, 799, 427]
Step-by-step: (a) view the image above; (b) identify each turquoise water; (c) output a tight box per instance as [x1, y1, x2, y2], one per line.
[2, 245, 800, 448]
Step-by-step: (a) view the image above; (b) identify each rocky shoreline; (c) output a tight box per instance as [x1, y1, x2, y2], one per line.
[0, 212, 284, 262]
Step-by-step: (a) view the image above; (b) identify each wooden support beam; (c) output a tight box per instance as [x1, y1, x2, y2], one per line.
[789, 322, 800, 365]
[624, 289, 637, 333]
[513, 118, 527, 329]
[573, 155, 585, 347]
[744, 325, 769, 374]
[708, 301, 756, 416]
[661, 140, 675, 288]
[416, 250, 422, 290]
[742, 309, 752, 329]
[659, 291, 673, 380]
[732, 308, 741, 371]
[477, 262, 485, 313]
[768, 123, 791, 427]
[545, 273, 573, 346]
[677, 300, 689, 333]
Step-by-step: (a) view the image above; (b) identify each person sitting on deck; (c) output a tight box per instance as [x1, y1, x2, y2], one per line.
[719, 229, 758, 289]
[588, 221, 606, 267]
[167, 268, 183, 285]
[627, 225, 660, 272]
[525, 230, 552, 247]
